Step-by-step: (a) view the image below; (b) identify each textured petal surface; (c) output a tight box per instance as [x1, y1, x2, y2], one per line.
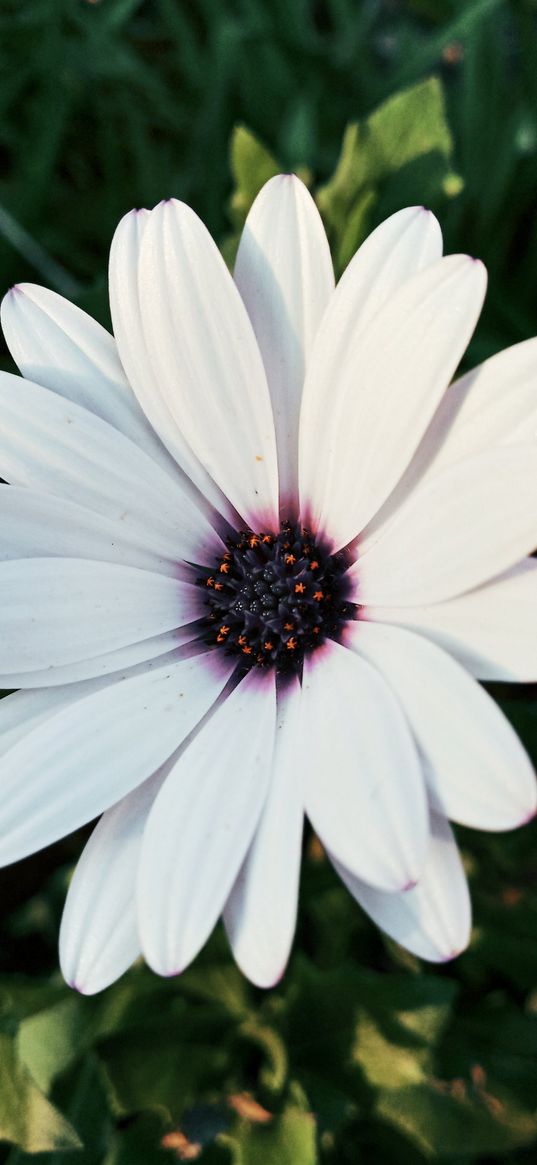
[0, 650, 234, 866]
[109, 209, 234, 520]
[224, 676, 304, 987]
[0, 683, 107, 759]
[0, 372, 221, 566]
[323, 206, 442, 343]
[299, 255, 486, 550]
[139, 670, 277, 976]
[0, 629, 199, 689]
[350, 622, 537, 830]
[333, 811, 471, 962]
[353, 445, 537, 605]
[364, 336, 537, 545]
[1, 282, 170, 469]
[0, 558, 198, 672]
[301, 640, 428, 891]
[136, 200, 279, 529]
[234, 175, 334, 510]
[60, 765, 169, 995]
[367, 558, 537, 681]
[0, 487, 179, 576]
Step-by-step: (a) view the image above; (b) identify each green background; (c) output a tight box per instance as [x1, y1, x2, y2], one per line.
[0, 1, 536, 1162]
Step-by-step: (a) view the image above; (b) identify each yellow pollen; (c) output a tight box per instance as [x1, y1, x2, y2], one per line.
[295, 582, 306, 594]
[313, 590, 324, 602]
[285, 554, 296, 565]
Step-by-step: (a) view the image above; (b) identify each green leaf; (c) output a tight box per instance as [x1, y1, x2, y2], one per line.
[98, 1023, 229, 1122]
[225, 1094, 318, 1165]
[228, 125, 280, 230]
[16, 994, 88, 1093]
[375, 1078, 537, 1157]
[317, 78, 461, 272]
[0, 1033, 81, 1153]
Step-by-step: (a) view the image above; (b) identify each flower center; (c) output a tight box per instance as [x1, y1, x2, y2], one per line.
[197, 521, 354, 674]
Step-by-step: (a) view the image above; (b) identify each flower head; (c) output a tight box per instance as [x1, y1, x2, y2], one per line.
[0, 175, 535, 992]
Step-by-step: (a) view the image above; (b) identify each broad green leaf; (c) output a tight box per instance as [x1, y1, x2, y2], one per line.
[16, 994, 87, 1092]
[98, 1024, 229, 1122]
[228, 125, 280, 230]
[225, 1096, 318, 1165]
[0, 1033, 81, 1153]
[316, 77, 461, 271]
[376, 1078, 537, 1157]
[353, 1011, 427, 1089]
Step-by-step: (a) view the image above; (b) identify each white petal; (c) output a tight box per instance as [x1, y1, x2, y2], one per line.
[333, 811, 471, 962]
[301, 640, 428, 891]
[109, 209, 235, 522]
[139, 669, 277, 976]
[363, 336, 537, 546]
[0, 371, 222, 567]
[224, 676, 303, 987]
[0, 684, 104, 758]
[234, 175, 334, 510]
[0, 558, 198, 672]
[353, 445, 537, 606]
[138, 199, 279, 529]
[60, 765, 169, 995]
[0, 628, 198, 689]
[0, 283, 171, 470]
[0, 649, 234, 866]
[327, 205, 442, 340]
[299, 255, 487, 550]
[367, 558, 537, 682]
[0, 487, 180, 576]
[349, 621, 537, 830]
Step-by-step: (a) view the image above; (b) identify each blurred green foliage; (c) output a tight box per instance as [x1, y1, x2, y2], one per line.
[0, 0, 536, 1162]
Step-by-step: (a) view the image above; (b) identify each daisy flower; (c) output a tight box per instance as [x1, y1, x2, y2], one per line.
[0, 176, 535, 994]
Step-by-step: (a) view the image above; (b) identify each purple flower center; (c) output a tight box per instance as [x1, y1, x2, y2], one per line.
[197, 521, 354, 674]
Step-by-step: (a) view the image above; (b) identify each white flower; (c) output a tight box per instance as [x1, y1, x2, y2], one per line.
[0, 176, 535, 995]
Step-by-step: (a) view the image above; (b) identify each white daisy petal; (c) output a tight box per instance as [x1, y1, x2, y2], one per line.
[224, 676, 303, 987]
[0, 558, 198, 672]
[139, 669, 277, 977]
[0, 628, 199, 689]
[299, 254, 487, 550]
[350, 622, 537, 830]
[367, 558, 537, 682]
[234, 174, 334, 510]
[0, 487, 181, 576]
[353, 445, 537, 606]
[108, 210, 235, 521]
[0, 683, 104, 758]
[138, 199, 279, 529]
[0, 372, 222, 566]
[0, 650, 234, 867]
[0, 283, 170, 470]
[363, 336, 537, 547]
[323, 205, 442, 342]
[301, 640, 428, 891]
[59, 766, 169, 995]
[333, 811, 471, 962]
